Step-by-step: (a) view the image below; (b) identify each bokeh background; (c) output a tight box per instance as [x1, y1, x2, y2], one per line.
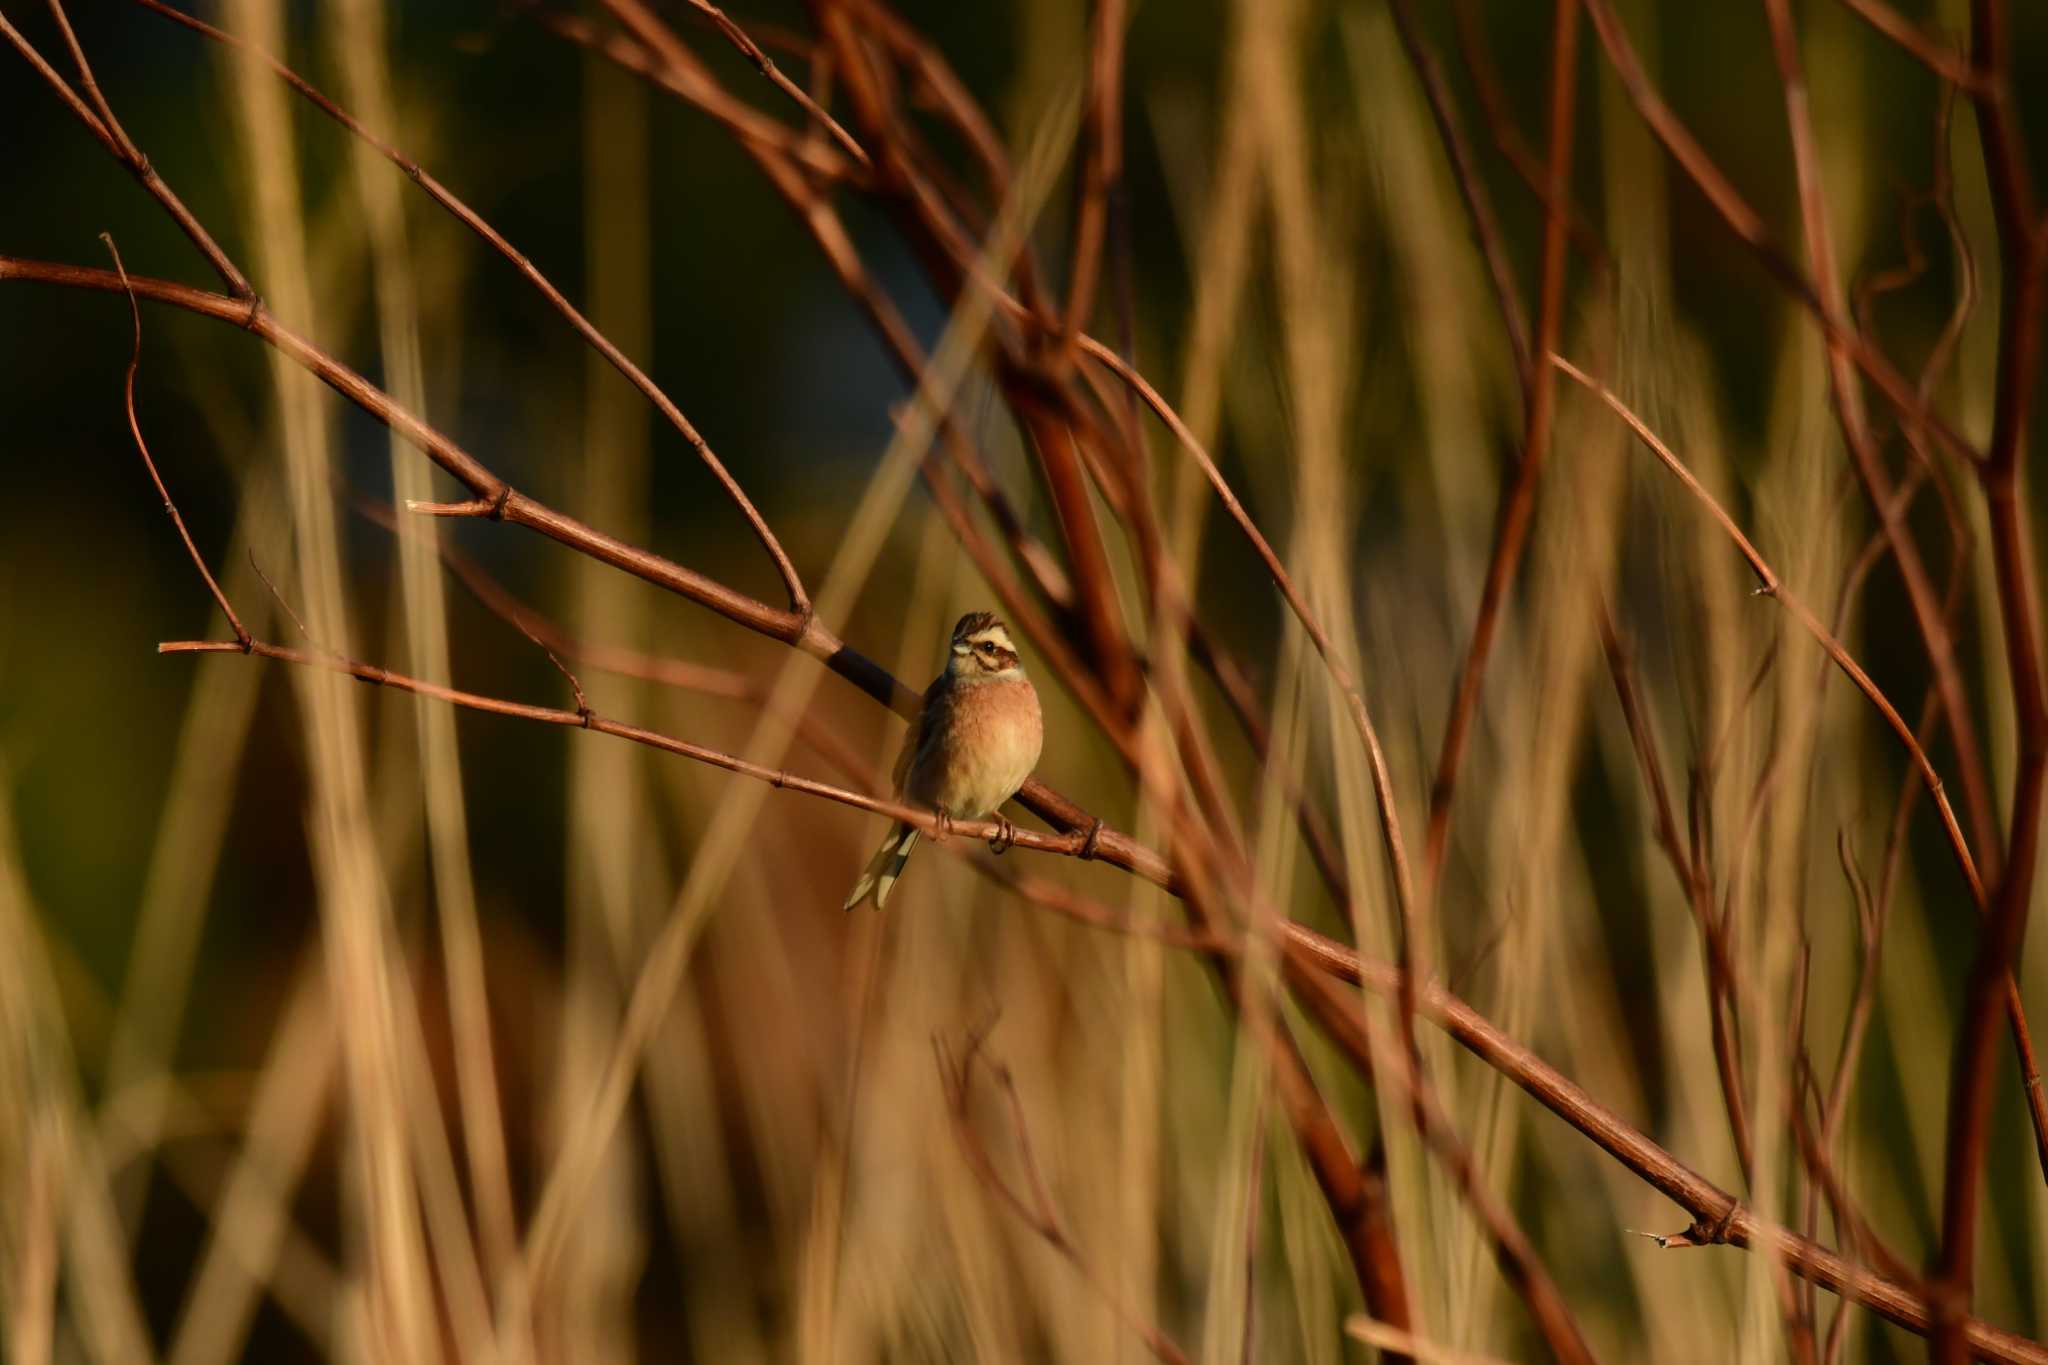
[5, 1, 2048, 1361]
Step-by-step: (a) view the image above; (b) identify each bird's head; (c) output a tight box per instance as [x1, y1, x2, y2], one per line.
[948, 611, 1026, 682]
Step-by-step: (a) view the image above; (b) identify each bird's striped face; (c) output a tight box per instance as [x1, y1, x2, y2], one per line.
[949, 612, 1024, 681]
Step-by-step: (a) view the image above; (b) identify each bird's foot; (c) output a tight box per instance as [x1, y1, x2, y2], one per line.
[988, 815, 1016, 855]
[931, 809, 955, 843]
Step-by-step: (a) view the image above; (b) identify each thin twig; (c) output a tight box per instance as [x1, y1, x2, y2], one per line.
[351, 490, 875, 782]
[1445, 0, 1611, 276]
[936, 1033, 1193, 1365]
[0, 4, 252, 297]
[1831, 0, 1982, 88]
[1934, 3, 2048, 1356]
[1059, 0, 1125, 358]
[675, 0, 871, 169]
[101, 237, 250, 651]
[1421, 0, 1581, 894]
[245, 552, 311, 644]
[1384, 0, 1531, 390]
[1599, 608, 1754, 1179]
[161, 628, 1140, 866]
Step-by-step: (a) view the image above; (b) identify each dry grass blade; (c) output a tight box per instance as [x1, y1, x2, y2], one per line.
[165, 962, 337, 1365]
[1344, 1315, 1516, 1365]
[331, 0, 522, 1315]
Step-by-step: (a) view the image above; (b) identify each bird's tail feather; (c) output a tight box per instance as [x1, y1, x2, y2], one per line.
[843, 822, 920, 911]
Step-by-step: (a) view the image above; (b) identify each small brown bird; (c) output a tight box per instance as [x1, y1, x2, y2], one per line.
[843, 611, 1044, 910]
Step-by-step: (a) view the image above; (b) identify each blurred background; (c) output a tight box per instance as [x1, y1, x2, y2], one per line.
[4, 0, 2048, 1361]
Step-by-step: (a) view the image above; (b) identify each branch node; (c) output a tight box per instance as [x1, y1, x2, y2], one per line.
[1079, 817, 1105, 861]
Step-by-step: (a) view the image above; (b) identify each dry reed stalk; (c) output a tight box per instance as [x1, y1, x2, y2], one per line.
[3, 1102, 60, 1365]
[0, 779, 156, 1365]
[331, 0, 522, 1337]
[215, 4, 453, 1355]
[784, 514, 952, 1360]
[164, 958, 338, 1365]
[528, 45, 663, 1365]
[1111, 722, 1178, 1358]
[1193, 628, 1310, 1362]
[1462, 372, 1628, 1349]
[96, 491, 271, 1239]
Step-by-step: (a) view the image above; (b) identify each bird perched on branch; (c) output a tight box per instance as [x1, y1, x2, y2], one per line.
[843, 612, 1043, 910]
